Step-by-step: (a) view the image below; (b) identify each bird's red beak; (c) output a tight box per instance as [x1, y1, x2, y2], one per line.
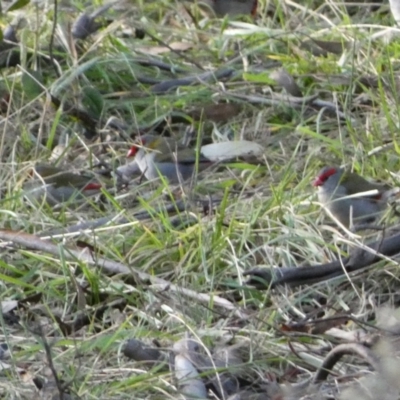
[83, 183, 102, 191]
[312, 177, 323, 187]
[127, 137, 147, 158]
[127, 146, 139, 158]
[313, 167, 337, 187]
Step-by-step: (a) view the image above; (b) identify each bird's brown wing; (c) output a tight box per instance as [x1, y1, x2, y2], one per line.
[343, 172, 389, 198]
[153, 146, 210, 165]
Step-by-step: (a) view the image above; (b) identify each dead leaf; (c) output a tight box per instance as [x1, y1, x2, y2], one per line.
[201, 140, 265, 161]
[280, 316, 349, 335]
[1, 300, 18, 313]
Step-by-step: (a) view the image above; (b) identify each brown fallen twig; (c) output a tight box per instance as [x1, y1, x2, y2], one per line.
[0, 230, 247, 319]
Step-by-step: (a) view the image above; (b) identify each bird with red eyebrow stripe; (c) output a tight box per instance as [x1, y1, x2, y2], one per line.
[126, 134, 265, 184]
[313, 166, 390, 227]
[25, 164, 103, 206]
[126, 135, 213, 184]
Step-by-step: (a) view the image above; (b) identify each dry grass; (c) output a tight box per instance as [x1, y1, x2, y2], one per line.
[1, 0, 400, 399]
